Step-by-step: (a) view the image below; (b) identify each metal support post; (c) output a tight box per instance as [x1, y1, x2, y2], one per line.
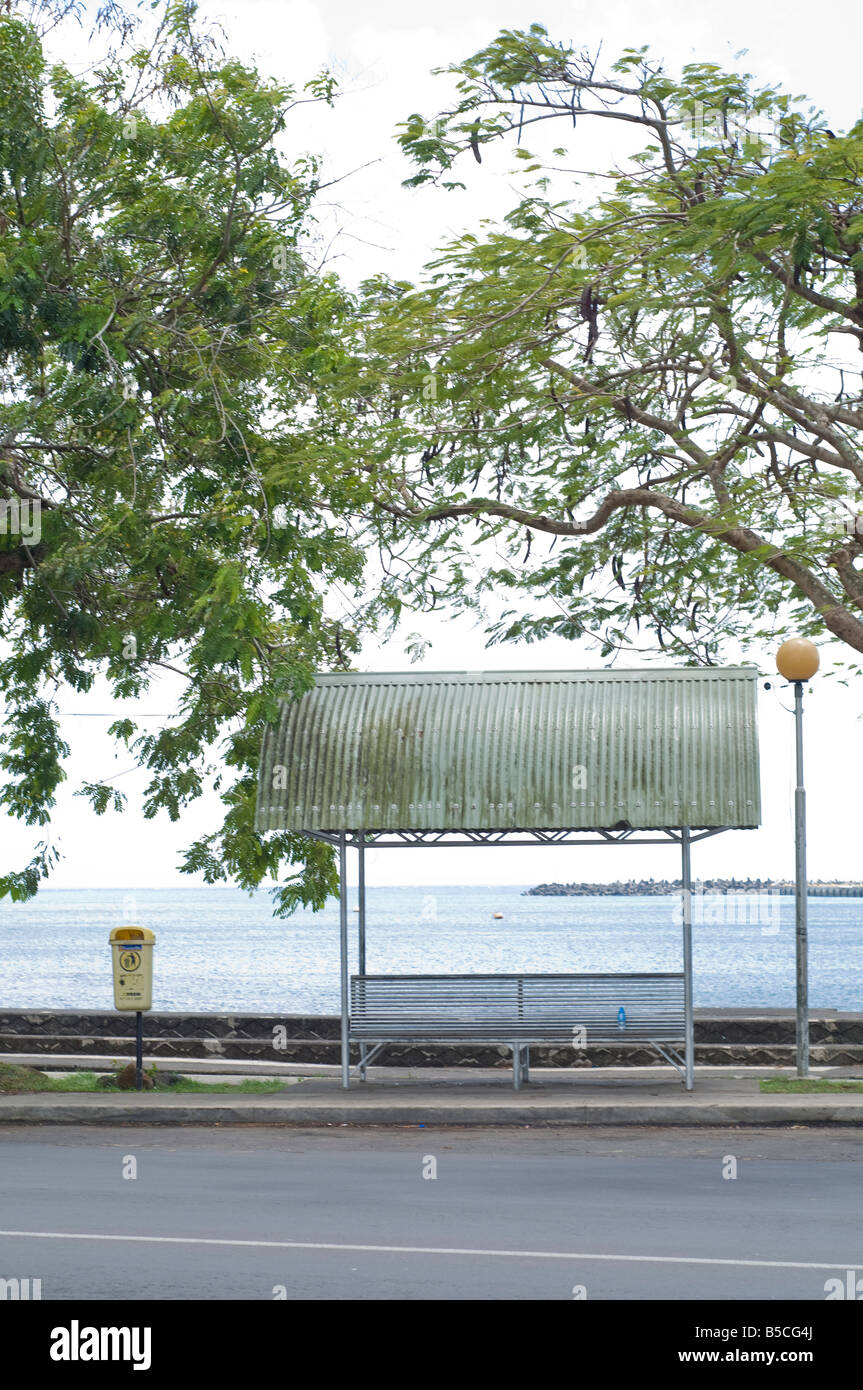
[358, 834, 367, 1080]
[681, 826, 694, 1092]
[339, 833, 350, 1089]
[794, 681, 809, 1077]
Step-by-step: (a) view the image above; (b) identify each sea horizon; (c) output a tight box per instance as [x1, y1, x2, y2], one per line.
[1, 884, 861, 1015]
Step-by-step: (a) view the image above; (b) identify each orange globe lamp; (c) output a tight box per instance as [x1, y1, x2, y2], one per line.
[775, 638, 818, 1078]
[776, 638, 819, 682]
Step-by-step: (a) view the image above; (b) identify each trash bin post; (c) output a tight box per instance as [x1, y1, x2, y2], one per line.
[109, 927, 155, 1088]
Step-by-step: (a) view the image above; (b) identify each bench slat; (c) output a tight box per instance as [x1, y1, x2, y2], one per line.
[350, 973, 685, 1043]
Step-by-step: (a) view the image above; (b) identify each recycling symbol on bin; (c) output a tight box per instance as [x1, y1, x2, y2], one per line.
[119, 949, 141, 973]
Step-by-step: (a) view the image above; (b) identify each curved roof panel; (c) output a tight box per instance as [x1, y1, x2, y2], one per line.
[255, 667, 761, 835]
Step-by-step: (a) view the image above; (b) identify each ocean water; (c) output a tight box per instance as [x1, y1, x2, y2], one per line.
[0, 885, 861, 1014]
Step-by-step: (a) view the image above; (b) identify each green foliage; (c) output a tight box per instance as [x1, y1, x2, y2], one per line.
[361, 29, 863, 666]
[0, 2, 371, 905]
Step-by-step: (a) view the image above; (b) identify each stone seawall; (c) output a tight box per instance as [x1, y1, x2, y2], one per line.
[526, 881, 863, 897]
[2, 1009, 863, 1069]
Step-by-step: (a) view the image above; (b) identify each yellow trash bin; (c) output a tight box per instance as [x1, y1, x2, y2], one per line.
[109, 926, 155, 1012]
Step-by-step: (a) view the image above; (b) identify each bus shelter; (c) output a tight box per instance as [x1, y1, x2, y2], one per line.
[255, 668, 761, 1090]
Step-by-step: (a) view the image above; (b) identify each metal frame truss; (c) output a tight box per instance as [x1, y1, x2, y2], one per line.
[305, 825, 729, 848]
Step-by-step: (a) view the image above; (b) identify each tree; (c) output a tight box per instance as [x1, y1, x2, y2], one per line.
[347, 25, 863, 668]
[0, 1, 366, 908]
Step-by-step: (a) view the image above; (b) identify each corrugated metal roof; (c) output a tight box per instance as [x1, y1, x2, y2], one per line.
[255, 668, 761, 834]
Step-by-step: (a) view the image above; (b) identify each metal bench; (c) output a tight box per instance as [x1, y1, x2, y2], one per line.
[350, 972, 687, 1089]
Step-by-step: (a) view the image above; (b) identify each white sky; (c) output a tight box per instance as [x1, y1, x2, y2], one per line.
[2, 0, 861, 892]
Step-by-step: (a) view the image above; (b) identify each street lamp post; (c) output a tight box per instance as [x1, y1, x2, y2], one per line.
[775, 638, 819, 1078]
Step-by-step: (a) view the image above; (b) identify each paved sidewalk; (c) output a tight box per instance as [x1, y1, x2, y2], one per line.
[1, 1052, 317, 1079]
[2, 1065, 863, 1126]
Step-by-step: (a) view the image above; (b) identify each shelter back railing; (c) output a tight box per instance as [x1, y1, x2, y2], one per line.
[349, 972, 686, 1089]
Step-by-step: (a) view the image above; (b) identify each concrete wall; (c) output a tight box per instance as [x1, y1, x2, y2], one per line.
[2, 1009, 863, 1068]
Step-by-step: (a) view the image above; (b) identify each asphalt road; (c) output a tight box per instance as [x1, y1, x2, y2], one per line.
[1, 1126, 862, 1300]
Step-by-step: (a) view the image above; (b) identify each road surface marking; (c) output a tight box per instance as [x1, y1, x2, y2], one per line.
[0, 1230, 859, 1271]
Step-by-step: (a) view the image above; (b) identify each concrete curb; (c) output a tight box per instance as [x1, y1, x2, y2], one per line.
[3, 1095, 863, 1127]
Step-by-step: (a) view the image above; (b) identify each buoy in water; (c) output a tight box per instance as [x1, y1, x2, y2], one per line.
[493, 912, 504, 919]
